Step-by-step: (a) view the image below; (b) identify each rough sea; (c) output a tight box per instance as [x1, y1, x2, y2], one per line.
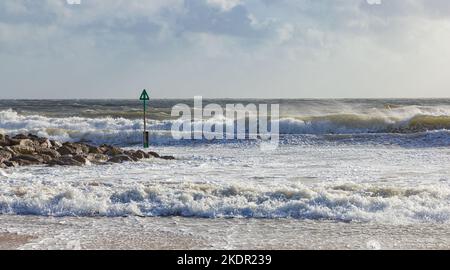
[1, 99, 450, 224]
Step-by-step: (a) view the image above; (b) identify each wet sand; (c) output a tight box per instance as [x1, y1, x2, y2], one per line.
[0, 233, 36, 250]
[0, 215, 449, 250]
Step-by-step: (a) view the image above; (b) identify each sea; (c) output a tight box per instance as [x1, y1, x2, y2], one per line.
[1, 99, 450, 249]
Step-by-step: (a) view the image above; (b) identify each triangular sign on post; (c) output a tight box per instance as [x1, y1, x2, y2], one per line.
[139, 89, 150, 101]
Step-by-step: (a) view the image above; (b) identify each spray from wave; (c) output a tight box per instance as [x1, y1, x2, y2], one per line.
[2, 107, 450, 145]
[0, 180, 449, 223]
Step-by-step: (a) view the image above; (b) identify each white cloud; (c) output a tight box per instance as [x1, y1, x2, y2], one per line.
[206, 0, 242, 11]
[366, 0, 382, 5]
[2, 0, 450, 98]
[277, 23, 294, 44]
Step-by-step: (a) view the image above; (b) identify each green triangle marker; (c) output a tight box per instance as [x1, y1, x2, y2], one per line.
[140, 89, 150, 101]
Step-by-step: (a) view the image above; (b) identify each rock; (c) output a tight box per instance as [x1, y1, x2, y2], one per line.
[0, 140, 8, 147]
[11, 145, 35, 155]
[0, 133, 172, 167]
[105, 147, 124, 156]
[57, 146, 77, 156]
[148, 151, 160, 158]
[0, 162, 6, 169]
[40, 154, 53, 164]
[107, 155, 133, 163]
[0, 134, 6, 146]
[27, 134, 39, 140]
[9, 138, 35, 148]
[36, 147, 61, 159]
[3, 160, 18, 167]
[12, 134, 29, 140]
[73, 155, 91, 166]
[130, 150, 146, 160]
[50, 140, 63, 149]
[88, 146, 103, 154]
[77, 143, 90, 154]
[2, 146, 16, 156]
[86, 153, 109, 163]
[11, 155, 43, 165]
[124, 151, 138, 161]
[61, 142, 86, 155]
[0, 150, 12, 163]
[48, 157, 83, 167]
[99, 144, 110, 153]
[38, 138, 52, 148]
[160, 156, 176, 160]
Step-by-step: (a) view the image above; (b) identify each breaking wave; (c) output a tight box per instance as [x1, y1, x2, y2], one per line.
[0, 180, 449, 223]
[2, 109, 450, 145]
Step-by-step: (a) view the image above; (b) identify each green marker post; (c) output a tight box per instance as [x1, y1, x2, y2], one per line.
[139, 89, 150, 148]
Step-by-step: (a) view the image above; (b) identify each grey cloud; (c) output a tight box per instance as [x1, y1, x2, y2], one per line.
[420, 0, 450, 17]
[0, 0, 59, 25]
[175, 0, 262, 38]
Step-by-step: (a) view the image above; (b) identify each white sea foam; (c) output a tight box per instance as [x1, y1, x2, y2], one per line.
[0, 175, 449, 223]
[1, 106, 450, 223]
[0, 142, 449, 223]
[2, 108, 450, 146]
[0, 109, 168, 145]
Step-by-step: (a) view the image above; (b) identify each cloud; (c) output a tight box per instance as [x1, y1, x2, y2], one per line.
[206, 0, 242, 11]
[1, 0, 450, 98]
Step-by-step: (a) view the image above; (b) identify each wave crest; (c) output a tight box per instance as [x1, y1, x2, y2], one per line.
[1, 181, 449, 223]
[2, 109, 450, 146]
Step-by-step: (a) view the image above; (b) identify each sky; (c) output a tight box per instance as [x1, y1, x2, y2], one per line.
[1, 0, 450, 99]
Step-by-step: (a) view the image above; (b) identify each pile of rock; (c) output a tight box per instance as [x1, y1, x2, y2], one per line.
[0, 133, 174, 168]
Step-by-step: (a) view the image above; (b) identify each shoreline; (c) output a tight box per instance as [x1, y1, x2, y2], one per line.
[1, 215, 449, 250]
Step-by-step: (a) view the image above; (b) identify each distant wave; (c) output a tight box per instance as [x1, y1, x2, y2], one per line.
[2, 109, 450, 146]
[277, 114, 450, 134]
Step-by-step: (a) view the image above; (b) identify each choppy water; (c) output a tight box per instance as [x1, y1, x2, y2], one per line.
[1, 99, 450, 223]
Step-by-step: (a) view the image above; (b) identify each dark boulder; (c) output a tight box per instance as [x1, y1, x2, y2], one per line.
[86, 153, 109, 163]
[11, 145, 35, 155]
[0, 150, 12, 163]
[0, 134, 7, 147]
[27, 134, 39, 140]
[148, 151, 160, 158]
[11, 155, 43, 165]
[160, 156, 176, 160]
[57, 146, 77, 156]
[131, 150, 146, 160]
[73, 155, 91, 165]
[105, 147, 124, 156]
[12, 134, 29, 140]
[3, 160, 18, 167]
[108, 155, 134, 163]
[88, 145, 103, 154]
[40, 154, 53, 164]
[48, 156, 83, 167]
[38, 138, 52, 148]
[50, 140, 63, 149]
[62, 142, 86, 154]
[9, 138, 35, 148]
[36, 147, 61, 159]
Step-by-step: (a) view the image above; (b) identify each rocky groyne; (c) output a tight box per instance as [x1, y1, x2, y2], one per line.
[0, 133, 174, 168]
